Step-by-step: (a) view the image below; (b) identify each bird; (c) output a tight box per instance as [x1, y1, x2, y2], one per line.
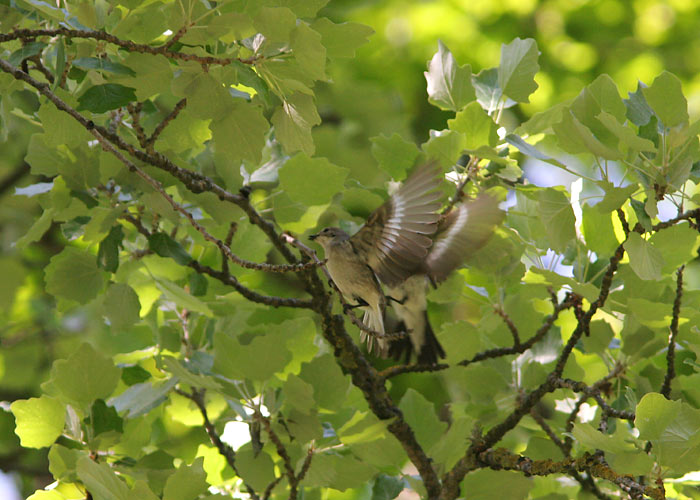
[386, 194, 504, 364]
[310, 163, 443, 355]
[311, 162, 503, 362]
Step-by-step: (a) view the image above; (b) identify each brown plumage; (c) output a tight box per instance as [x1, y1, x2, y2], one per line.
[352, 163, 443, 287]
[311, 162, 503, 362]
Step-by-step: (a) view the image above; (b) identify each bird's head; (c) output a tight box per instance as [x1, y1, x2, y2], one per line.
[309, 227, 349, 248]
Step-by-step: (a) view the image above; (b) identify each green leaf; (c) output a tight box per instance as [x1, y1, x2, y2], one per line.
[211, 100, 269, 165]
[72, 57, 136, 76]
[110, 378, 178, 418]
[48, 443, 86, 482]
[299, 354, 350, 411]
[525, 268, 599, 303]
[596, 111, 656, 152]
[553, 110, 622, 160]
[97, 225, 123, 273]
[422, 129, 467, 167]
[447, 101, 498, 149]
[214, 329, 291, 381]
[636, 392, 700, 474]
[76, 456, 131, 500]
[37, 98, 91, 148]
[581, 204, 619, 256]
[273, 0, 329, 17]
[430, 416, 475, 470]
[498, 37, 539, 103]
[163, 458, 208, 500]
[278, 153, 348, 206]
[461, 469, 533, 499]
[398, 389, 447, 451]
[25, 133, 59, 177]
[648, 223, 699, 273]
[472, 68, 504, 113]
[231, 60, 272, 106]
[625, 83, 654, 126]
[624, 232, 664, 281]
[439, 321, 481, 365]
[370, 133, 420, 180]
[121, 366, 152, 386]
[642, 71, 689, 128]
[130, 481, 160, 500]
[252, 7, 296, 43]
[91, 399, 123, 436]
[161, 356, 221, 391]
[50, 343, 121, 406]
[148, 233, 192, 265]
[572, 422, 630, 454]
[537, 188, 576, 253]
[632, 197, 654, 230]
[77, 84, 137, 113]
[371, 475, 404, 500]
[120, 53, 173, 101]
[271, 93, 321, 156]
[8, 41, 47, 66]
[26, 491, 65, 500]
[156, 278, 213, 316]
[581, 320, 615, 354]
[311, 18, 373, 58]
[304, 452, 376, 491]
[595, 182, 637, 212]
[103, 283, 141, 331]
[45, 247, 106, 303]
[15, 207, 55, 250]
[172, 69, 231, 121]
[291, 22, 326, 81]
[282, 374, 315, 413]
[189, 272, 208, 297]
[11, 396, 65, 448]
[235, 448, 277, 492]
[424, 40, 475, 111]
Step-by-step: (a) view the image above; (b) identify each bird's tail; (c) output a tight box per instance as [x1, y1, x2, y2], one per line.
[360, 305, 388, 356]
[388, 311, 445, 365]
[416, 313, 445, 365]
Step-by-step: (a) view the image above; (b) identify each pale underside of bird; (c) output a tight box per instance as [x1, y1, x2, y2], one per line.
[310, 162, 503, 363]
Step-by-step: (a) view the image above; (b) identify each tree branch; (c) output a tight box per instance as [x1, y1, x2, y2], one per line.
[476, 449, 663, 500]
[176, 388, 260, 500]
[0, 28, 263, 67]
[121, 214, 313, 308]
[661, 265, 684, 399]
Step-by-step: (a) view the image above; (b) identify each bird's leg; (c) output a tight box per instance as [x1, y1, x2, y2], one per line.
[386, 294, 406, 305]
[344, 297, 369, 312]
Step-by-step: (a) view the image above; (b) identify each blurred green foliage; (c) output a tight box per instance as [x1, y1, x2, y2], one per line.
[2, 0, 700, 498]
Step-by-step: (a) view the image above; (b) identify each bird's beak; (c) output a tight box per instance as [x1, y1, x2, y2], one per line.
[309, 233, 318, 241]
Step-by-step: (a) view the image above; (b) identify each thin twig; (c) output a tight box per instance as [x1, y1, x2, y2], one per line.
[121, 214, 313, 309]
[495, 306, 521, 347]
[0, 28, 263, 67]
[257, 411, 298, 499]
[476, 449, 663, 500]
[146, 98, 187, 148]
[176, 388, 260, 500]
[661, 265, 684, 399]
[126, 102, 147, 148]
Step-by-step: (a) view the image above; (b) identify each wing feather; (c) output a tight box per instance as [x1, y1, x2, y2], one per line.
[425, 194, 503, 283]
[352, 162, 442, 286]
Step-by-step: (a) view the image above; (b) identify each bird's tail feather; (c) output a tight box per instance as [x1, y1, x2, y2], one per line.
[388, 312, 445, 365]
[361, 306, 388, 357]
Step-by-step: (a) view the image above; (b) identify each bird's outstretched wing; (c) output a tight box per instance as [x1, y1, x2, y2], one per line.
[425, 193, 503, 284]
[351, 163, 442, 287]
